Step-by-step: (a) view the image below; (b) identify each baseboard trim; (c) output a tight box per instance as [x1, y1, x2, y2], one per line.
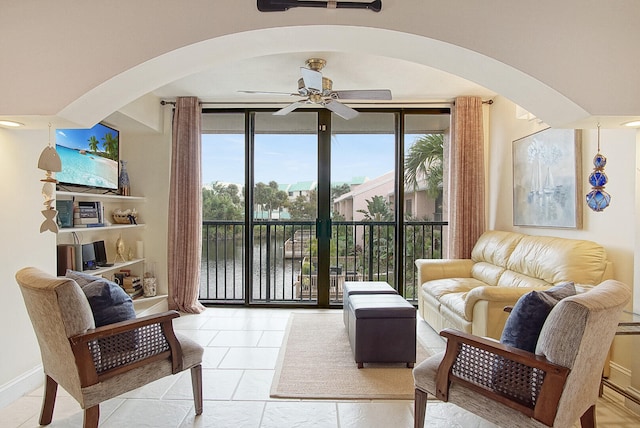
[625, 387, 640, 414]
[609, 361, 632, 389]
[605, 361, 640, 412]
[0, 365, 43, 410]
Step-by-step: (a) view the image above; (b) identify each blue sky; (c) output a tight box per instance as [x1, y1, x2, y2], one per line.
[202, 133, 419, 187]
[55, 123, 119, 151]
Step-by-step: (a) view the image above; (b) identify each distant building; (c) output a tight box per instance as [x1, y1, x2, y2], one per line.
[286, 181, 317, 199]
[334, 172, 394, 221]
[333, 172, 438, 221]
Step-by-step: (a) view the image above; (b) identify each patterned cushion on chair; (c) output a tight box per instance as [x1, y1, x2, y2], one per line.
[66, 270, 135, 327]
[500, 282, 576, 352]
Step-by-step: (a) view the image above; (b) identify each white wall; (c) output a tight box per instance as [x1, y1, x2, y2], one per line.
[0, 128, 57, 406]
[0, 112, 172, 406]
[488, 95, 637, 386]
[120, 109, 172, 295]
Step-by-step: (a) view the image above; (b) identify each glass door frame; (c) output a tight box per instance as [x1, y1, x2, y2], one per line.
[316, 109, 332, 307]
[201, 107, 450, 308]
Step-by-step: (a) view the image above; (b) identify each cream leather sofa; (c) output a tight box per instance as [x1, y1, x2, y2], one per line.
[415, 230, 613, 339]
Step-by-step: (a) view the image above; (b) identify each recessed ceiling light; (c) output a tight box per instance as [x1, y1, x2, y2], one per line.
[621, 120, 640, 128]
[0, 120, 25, 127]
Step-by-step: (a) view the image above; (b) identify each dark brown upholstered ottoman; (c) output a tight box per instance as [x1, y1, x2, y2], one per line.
[347, 294, 416, 368]
[342, 281, 398, 327]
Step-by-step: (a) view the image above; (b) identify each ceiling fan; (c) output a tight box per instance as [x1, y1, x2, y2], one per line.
[239, 58, 392, 120]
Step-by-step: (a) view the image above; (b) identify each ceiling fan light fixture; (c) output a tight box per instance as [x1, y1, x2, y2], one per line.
[243, 57, 391, 120]
[306, 58, 326, 71]
[621, 120, 640, 128]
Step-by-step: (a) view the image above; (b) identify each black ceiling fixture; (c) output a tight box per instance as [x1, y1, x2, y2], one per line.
[257, 0, 381, 13]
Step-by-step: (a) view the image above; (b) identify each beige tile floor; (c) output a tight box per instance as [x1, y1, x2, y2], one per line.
[1, 307, 639, 427]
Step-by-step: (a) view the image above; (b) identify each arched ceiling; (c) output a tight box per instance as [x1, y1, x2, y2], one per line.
[57, 26, 588, 129]
[1, 1, 639, 130]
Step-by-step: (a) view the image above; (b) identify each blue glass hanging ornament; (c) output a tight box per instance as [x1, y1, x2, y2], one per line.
[585, 124, 611, 211]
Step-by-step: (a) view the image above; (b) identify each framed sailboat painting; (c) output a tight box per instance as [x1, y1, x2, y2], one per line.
[512, 128, 582, 228]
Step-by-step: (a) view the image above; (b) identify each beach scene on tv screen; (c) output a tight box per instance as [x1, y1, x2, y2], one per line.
[55, 123, 119, 189]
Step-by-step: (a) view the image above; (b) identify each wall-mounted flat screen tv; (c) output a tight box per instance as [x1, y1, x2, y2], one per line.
[55, 123, 119, 191]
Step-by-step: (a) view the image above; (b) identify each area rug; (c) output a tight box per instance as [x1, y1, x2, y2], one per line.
[270, 312, 434, 400]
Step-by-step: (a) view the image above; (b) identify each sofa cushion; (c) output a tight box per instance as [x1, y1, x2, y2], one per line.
[496, 270, 552, 289]
[470, 230, 525, 269]
[438, 292, 469, 320]
[505, 236, 608, 285]
[500, 282, 576, 352]
[421, 278, 485, 300]
[471, 262, 506, 287]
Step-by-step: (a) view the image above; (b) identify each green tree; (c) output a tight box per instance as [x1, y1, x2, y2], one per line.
[254, 181, 289, 219]
[88, 136, 99, 153]
[101, 132, 119, 161]
[404, 133, 444, 219]
[202, 182, 243, 221]
[331, 183, 351, 201]
[289, 189, 317, 220]
[357, 195, 393, 221]
[404, 133, 443, 198]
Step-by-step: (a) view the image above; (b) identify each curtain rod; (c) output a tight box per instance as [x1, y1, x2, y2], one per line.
[160, 99, 493, 106]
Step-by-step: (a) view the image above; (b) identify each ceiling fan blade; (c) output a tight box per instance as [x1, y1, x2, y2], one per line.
[238, 90, 297, 96]
[300, 67, 323, 92]
[324, 100, 359, 120]
[273, 101, 307, 116]
[332, 89, 392, 100]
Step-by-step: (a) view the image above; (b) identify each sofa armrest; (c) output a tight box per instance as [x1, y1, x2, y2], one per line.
[463, 286, 536, 319]
[415, 259, 474, 285]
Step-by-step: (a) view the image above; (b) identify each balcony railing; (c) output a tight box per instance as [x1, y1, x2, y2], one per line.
[200, 220, 447, 305]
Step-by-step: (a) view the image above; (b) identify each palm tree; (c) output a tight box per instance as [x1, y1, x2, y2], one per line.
[87, 136, 99, 153]
[404, 133, 444, 220]
[357, 195, 393, 221]
[101, 132, 119, 161]
[404, 133, 444, 198]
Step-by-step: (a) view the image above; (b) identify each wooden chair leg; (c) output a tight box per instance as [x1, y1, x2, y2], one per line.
[580, 405, 596, 428]
[83, 405, 99, 428]
[191, 364, 203, 415]
[39, 375, 58, 425]
[414, 388, 428, 428]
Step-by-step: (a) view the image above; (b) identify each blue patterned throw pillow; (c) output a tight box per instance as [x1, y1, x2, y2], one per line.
[500, 282, 576, 353]
[66, 270, 136, 327]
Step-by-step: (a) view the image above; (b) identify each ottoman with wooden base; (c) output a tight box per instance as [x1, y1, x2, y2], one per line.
[342, 281, 398, 327]
[347, 293, 416, 368]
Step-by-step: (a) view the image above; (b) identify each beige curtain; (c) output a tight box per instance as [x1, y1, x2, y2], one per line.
[448, 96, 486, 259]
[168, 97, 205, 313]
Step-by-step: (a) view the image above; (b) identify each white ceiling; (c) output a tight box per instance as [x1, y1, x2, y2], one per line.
[151, 51, 498, 108]
[5, 2, 640, 130]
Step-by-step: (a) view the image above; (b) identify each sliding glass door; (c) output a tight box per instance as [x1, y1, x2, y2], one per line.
[200, 108, 450, 307]
[252, 112, 319, 304]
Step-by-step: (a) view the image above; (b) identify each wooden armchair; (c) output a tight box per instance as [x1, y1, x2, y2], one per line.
[413, 279, 631, 428]
[16, 267, 204, 428]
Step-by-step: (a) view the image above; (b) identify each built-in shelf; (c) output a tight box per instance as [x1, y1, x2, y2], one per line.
[134, 294, 168, 317]
[58, 223, 145, 234]
[54, 189, 156, 297]
[56, 191, 146, 233]
[82, 259, 145, 277]
[57, 191, 146, 202]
